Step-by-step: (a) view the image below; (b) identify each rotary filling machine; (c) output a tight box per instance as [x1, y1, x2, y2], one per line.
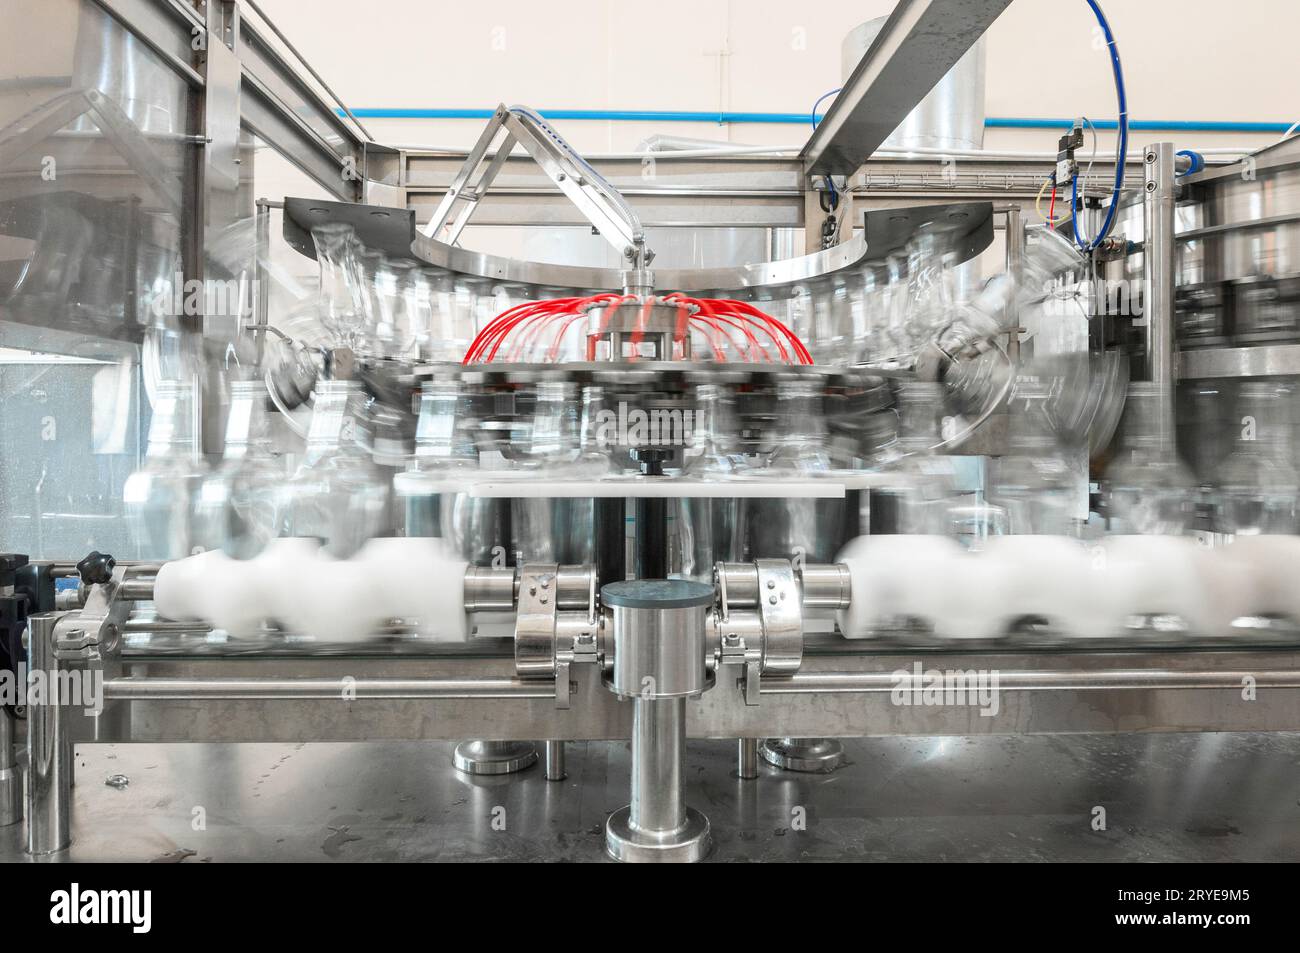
[3, 0, 1300, 863]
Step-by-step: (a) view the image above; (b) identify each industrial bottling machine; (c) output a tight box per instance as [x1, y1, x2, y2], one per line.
[2, 0, 1300, 863]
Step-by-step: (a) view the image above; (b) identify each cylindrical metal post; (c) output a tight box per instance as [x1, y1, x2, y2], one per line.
[1002, 204, 1023, 365]
[595, 497, 626, 588]
[737, 737, 759, 780]
[26, 613, 71, 854]
[0, 707, 20, 827]
[544, 740, 567, 781]
[634, 497, 667, 579]
[630, 698, 686, 831]
[603, 579, 713, 863]
[633, 450, 668, 580]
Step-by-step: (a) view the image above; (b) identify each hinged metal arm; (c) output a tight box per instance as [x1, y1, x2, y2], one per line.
[419, 104, 652, 266]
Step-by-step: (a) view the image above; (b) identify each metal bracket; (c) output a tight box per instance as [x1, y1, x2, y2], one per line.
[717, 623, 764, 707]
[513, 564, 599, 709]
[51, 566, 130, 667]
[419, 104, 651, 264]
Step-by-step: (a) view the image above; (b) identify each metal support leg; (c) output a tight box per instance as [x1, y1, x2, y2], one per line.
[1142, 141, 1178, 446]
[605, 697, 710, 863]
[0, 707, 19, 827]
[452, 740, 538, 776]
[737, 737, 759, 780]
[760, 737, 846, 773]
[544, 740, 567, 781]
[26, 613, 70, 854]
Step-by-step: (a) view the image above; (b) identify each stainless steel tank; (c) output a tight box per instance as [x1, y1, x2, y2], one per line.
[840, 16, 987, 153]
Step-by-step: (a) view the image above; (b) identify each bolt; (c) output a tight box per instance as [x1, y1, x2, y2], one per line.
[766, 579, 776, 589]
[768, 595, 778, 605]
[1145, 180, 1157, 192]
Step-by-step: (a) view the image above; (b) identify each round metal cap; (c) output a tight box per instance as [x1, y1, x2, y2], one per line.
[601, 579, 714, 610]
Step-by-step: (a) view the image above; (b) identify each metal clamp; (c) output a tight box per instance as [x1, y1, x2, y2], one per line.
[50, 565, 131, 673]
[512, 564, 599, 709]
[713, 559, 851, 703]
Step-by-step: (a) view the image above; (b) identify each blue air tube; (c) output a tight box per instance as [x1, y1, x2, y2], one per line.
[1073, 0, 1128, 252]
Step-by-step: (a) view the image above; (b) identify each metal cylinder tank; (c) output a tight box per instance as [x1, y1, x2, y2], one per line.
[840, 16, 987, 152]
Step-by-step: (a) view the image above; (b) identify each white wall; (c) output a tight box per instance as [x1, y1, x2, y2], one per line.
[253, 0, 1296, 158]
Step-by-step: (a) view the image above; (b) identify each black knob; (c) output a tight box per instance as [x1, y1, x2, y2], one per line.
[0, 554, 29, 578]
[632, 446, 670, 477]
[76, 551, 116, 586]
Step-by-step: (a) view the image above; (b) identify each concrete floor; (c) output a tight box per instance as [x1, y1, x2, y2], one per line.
[2, 732, 1298, 862]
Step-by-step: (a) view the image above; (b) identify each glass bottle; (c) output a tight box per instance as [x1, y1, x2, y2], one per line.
[989, 375, 1082, 536]
[194, 379, 285, 559]
[394, 378, 479, 539]
[1102, 382, 1197, 535]
[282, 379, 391, 558]
[354, 248, 406, 359]
[746, 376, 855, 563]
[123, 379, 206, 560]
[1212, 382, 1300, 535]
[311, 223, 365, 348]
[870, 381, 967, 536]
[766, 376, 842, 473]
[512, 380, 587, 564]
[679, 384, 745, 577]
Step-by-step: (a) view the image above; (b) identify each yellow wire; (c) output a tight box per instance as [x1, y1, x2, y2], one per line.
[1035, 175, 1072, 226]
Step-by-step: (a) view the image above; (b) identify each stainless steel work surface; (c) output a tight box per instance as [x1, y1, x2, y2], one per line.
[2, 733, 1297, 862]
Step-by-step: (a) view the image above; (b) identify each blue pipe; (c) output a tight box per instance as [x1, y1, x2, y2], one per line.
[1073, 0, 1127, 253]
[341, 107, 1294, 133]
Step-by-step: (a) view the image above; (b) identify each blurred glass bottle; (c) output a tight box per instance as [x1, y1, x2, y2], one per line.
[194, 379, 285, 559]
[876, 381, 966, 536]
[512, 380, 591, 564]
[356, 249, 398, 358]
[395, 377, 480, 541]
[747, 377, 857, 563]
[283, 379, 391, 558]
[679, 384, 745, 578]
[123, 379, 205, 560]
[989, 375, 1080, 535]
[1102, 382, 1197, 535]
[311, 223, 365, 348]
[1212, 382, 1300, 535]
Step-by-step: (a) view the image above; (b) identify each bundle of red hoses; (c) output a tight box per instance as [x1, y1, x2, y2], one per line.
[462, 293, 812, 365]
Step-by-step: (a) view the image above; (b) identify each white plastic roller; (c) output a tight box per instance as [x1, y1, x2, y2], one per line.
[1218, 535, 1300, 622]
[976, 535, 1093, 639]
[356, 537, 470, 642]
[153, 549, 268, 639]
[154, 536, 471, 642]
[1075, 536, 1211, 638]
[252, 537, 323, 631]
[834, 535, 965, 638]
